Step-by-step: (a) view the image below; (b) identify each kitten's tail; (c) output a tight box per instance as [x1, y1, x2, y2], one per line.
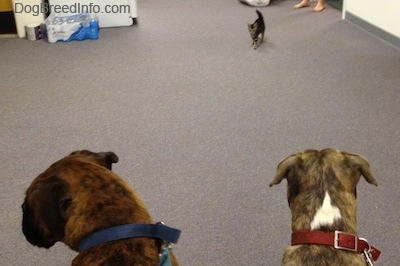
[256, 10, 264, 24]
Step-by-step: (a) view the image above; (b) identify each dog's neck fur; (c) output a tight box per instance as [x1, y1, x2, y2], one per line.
[62, 166, 164, 265]
[290, 189, 358, 234]
[61, 167, 154, 250]
[288, 163, 358, 234]
[310, 191, 342, 230]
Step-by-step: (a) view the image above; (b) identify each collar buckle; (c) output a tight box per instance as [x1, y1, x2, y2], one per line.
[334, 230, 358, 252]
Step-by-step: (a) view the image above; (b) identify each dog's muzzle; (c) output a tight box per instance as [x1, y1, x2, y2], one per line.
[21, 200, 64, 248]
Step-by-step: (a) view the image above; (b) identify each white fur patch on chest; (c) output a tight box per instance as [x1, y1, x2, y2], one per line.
[310, 191, 342, 230]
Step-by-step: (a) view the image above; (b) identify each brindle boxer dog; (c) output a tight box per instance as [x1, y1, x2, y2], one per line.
[22, 150, 179, 266]
[270, 148, 380, 266]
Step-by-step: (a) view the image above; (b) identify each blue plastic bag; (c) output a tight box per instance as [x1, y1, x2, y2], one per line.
[46, 13, 99, 43]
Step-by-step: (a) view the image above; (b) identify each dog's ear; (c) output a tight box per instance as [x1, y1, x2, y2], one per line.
[269, 154, 300, 187]
[70, 150, 119, 170]
[346, 153, 378, 186]
[22, 176, 71, 248]
[95, 151, 119, 170]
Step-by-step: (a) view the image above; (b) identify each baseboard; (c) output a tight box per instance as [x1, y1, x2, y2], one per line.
[345, 12, 400, 49]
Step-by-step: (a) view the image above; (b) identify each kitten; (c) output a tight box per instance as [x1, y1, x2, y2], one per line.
[248, 10, 265, 49]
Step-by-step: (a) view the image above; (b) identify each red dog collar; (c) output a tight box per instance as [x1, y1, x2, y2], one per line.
[291, 230, 381, 261]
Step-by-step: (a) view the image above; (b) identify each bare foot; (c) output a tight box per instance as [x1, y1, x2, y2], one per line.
[313, 1, 325, 11]
[294, 0, 310, 9]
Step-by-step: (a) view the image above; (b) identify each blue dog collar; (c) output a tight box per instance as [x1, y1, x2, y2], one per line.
[78, 222, 181, 265]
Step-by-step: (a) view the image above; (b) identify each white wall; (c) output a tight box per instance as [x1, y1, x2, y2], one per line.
[343, 0, 400, 38]
[12, 0, 45, 38]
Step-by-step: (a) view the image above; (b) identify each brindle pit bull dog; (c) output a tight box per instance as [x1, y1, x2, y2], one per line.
[22, 150, 180, 266]
[270, 148, 381, 266]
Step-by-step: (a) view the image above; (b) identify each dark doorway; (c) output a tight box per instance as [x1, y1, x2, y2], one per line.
[327, 0, 343, 11]
[0, 11, 17, 34]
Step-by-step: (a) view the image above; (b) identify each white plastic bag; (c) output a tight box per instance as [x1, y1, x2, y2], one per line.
[239, 0, 271, 7]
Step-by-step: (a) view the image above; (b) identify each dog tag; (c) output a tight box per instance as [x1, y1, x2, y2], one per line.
[363, 249, 374, 266]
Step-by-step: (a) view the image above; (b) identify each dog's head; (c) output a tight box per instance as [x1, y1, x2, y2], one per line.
[22, 150, 119, 248]
[269, 148, 378, 232]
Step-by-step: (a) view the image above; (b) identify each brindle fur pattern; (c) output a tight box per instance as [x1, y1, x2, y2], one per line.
[248, 10, 265, 49]
[270, 148, 378, 266]
[22, 150, 179, 266]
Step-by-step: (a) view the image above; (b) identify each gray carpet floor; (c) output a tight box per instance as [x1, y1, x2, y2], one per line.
[1, 0, 399, 265]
